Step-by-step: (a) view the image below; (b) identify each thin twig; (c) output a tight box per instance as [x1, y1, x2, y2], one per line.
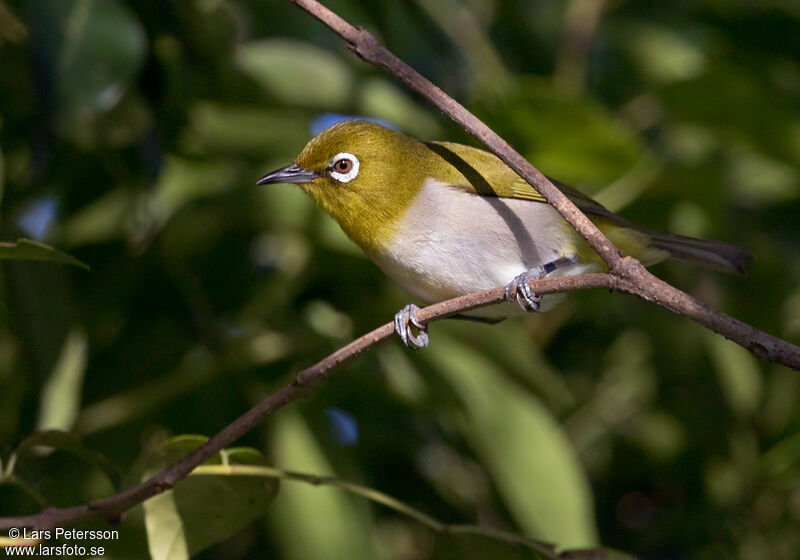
[288, 0, 800, 371]
[0, 274, 616, 531]
[192, 464, 560, 558]
[288, 0, 622, 268]
[2, 0, 799, 535]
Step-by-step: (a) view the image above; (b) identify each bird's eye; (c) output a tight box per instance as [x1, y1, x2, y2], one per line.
[328, 152, 360, 183]
[334, 159, 352, 173]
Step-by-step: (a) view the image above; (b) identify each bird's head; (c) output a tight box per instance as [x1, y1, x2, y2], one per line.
[258, 120, 434, 251]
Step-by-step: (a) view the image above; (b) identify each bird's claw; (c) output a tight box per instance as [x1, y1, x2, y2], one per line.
[394, 303, 429, 349]
[505, 256, 579, 312]
[505, 268, 545, 312]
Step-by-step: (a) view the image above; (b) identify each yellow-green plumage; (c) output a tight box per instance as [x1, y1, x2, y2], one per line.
[261, 120, 750, 316]
[420, 140, 663, 268]
[295, 121, 429, 251]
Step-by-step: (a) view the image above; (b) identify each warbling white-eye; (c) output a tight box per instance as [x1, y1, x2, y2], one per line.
[258, 120, 751, 348]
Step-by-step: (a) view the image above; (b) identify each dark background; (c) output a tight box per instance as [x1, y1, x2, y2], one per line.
[1, 0, 799, 558]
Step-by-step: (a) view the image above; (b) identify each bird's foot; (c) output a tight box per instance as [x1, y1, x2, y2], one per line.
[394, 303, 429, 349]
[505, 255, 579, 313]
[505, 268, 545, 312]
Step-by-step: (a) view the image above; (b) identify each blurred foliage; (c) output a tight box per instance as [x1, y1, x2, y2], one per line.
[0, 0, 799, 558]
[141, 436, 279, 559]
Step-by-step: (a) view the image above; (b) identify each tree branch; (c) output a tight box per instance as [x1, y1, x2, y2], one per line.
[288, 0, 800, 371]
[0, 274, 617, 531]
[289, 0, 622, 268]
[3, 0, 799, 536]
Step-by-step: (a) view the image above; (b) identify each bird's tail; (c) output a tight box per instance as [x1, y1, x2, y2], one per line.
[643, 228, 753, 275]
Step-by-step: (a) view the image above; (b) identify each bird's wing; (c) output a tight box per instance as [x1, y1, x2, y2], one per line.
[426, 141, 615, 219]
[425, 142, 752, 274]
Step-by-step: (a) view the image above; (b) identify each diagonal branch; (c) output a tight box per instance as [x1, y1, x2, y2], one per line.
[289, 0, 621, 268]
[2, 0, 799, 537]
[0, 274, 618, 531]
[288, 0, 800, 371]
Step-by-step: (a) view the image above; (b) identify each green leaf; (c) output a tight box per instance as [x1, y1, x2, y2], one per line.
[142, 435, 279, 560]
[358, 78, 442, 139]
[726, 146, 799, 206]
[433, 532, 546, 559]
[559, 548, 639, 560]
[16, 430, 121, 490]
[621, 23, 707, 84]
[42, 0, 145, 126]
[426, 334, 598, 548]
[147, 156, 239, 231]
[139, 458, 636, 560]
[658, 66, 800, 166]
[705, 331, 763, 417]
[36, 327, 88, 432]
[184, 102, 311, 156]
[60, 189, 135, 247]
[236, 39, 353, 108]
[432, 533, 637, 560]
[764, 432, 800, 480]
[269, 411, 380, 560]
[0, 238, 90, 270]
[475, 80, 644, 188]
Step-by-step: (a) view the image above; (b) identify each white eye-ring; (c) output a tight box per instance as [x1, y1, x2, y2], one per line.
[328, 152, 360, 183]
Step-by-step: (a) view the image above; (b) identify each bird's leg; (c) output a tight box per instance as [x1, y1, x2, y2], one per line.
[505, 255, 578, 312]
[394, 303, 429, 349]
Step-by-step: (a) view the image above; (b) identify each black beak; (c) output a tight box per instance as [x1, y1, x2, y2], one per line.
[256, 163, 319, 185]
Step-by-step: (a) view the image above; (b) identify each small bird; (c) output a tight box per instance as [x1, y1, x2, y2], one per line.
[258, 120, 751, 348]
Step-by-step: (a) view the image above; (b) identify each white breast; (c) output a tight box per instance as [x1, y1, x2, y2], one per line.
[369, 179, 596, 312]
